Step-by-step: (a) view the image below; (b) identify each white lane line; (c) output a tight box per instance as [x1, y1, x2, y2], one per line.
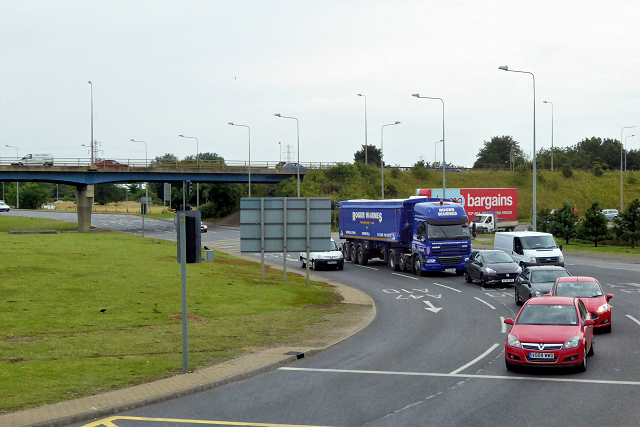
[474, 297, 496, 310]
[500, 317, 508, 333]
[627, 315, 640, 326]
[355, 265, 378, 270]
[279, 367, 640, 386]
[449, 343, 500, 375]
[432, 282, 462, 293]
[392, 273, 419, 280]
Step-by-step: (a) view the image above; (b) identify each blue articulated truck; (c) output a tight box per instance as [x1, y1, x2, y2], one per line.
[338, 197, 472, 275]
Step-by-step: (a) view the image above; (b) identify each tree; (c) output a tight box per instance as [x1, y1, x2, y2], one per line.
[577, 201, 610, 247]
[354, 144, 382, 166]
[536, 207, 553, 233]
[473, 135, 525, 169]
[613, 199, 640, 248]
[6, 182, 51, 209]
[94, 183, 126, 205]
[549, 201, 578, 244]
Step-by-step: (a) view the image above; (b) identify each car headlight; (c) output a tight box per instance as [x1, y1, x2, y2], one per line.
[596, 303, 610, 313]
[516, 266, 522, 273]
[485, 267, 497, 274]
[559, 253, 564, 262]
[529, 255, 537, 263]
[507, 334, 522, 348]
[563, 336, 580, 349]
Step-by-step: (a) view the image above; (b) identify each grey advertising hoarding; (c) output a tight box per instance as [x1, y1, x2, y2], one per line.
[240, 197, 331, 253]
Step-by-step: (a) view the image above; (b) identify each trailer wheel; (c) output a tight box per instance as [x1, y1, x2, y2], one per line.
[350, 244, 356, 263]
[356, 244, 368, 266]
[343, 243, 351, 261]
[388, 250, 400, 271]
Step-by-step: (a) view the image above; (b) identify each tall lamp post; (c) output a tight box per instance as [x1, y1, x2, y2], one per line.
[625, 134, 635, 171]
[88, 81, 94, 167]
[380, 121, 400, 199]
[131, 139, 148, 236]
[178, 135, 200, 210]
[274, 114, 301, 197]
[5, 145, 18, 208]
[228, 122, 251, 197]
[543, 101, 554, 172]
[621, 126, 637, 211]
[412, 93, 446, 198]
[357, 94, 368, 164]
[498, 65, 537, 231]
[435, 139, 443, 166]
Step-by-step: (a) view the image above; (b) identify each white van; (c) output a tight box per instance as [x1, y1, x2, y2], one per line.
[493, 231, 564, 267]
[11, 153, 54, 166]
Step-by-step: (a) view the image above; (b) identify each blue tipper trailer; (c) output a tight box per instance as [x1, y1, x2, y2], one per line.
[338, 197, 472, 275]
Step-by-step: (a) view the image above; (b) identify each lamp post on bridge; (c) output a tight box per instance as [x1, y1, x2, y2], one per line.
[274, 114, 301, 197]
[131, 139, 149, 236]
[228, 122, 251, 197]
[5, 144, 19, 208]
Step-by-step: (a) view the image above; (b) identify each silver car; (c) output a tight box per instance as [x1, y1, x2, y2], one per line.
[602, 209, 618, 221]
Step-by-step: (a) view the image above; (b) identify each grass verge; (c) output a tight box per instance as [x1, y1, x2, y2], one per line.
[0, 217, 352, 413]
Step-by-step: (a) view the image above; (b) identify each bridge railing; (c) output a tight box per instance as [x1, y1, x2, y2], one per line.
[0, 157, 339, 170]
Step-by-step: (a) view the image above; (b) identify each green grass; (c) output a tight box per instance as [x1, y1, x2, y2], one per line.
[0, 216, 78, 232]
[0, 217, 346, 413]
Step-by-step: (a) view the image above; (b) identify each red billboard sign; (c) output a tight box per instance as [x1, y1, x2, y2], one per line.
[415, 188, 518, 221]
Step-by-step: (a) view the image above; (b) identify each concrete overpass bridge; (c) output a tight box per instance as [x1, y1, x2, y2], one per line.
[0, 158, 329, 231]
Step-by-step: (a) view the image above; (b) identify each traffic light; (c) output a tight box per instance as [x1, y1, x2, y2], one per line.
[186, 180, 193, 194]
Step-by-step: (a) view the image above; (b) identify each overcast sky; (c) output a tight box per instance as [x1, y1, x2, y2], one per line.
[1, 0, 638, 168]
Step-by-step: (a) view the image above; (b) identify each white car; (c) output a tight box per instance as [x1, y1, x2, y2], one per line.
[0, 201, 10, 212]
[299, 238, 344, 271]
[602, 209, 619, 221]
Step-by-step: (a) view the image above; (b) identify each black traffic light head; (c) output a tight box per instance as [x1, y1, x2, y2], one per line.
[186, 180, 193, 194]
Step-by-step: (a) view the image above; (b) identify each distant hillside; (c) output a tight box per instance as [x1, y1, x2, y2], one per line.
[287, 164, 640, 221]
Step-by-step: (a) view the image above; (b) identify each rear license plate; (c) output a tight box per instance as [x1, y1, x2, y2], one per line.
[529, 352, 554, 359]
[327, 261, 337, 264]
[502, 279, 514, 283]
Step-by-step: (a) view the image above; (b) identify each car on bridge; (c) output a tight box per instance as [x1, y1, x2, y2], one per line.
[95, 159, 128, 167]
[281, 162, 308, 170]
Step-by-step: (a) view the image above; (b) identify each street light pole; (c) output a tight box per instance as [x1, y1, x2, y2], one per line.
[357, 94, 368, 164]
[228, 123, 251, 197]
[178, 135, 200, 210]
[380, 122, 400, 199]
[498, 65, 537, 231]
[5, 144, 19, 208]
[435, 140, 443, 166]
[412, 94, 446, 199]
[543, 101, 554, 172]
[621, 126, 637, 211]
[131, 139, 148, 236]
[274, 114, 301, 197]
[625, 135, 635, 171]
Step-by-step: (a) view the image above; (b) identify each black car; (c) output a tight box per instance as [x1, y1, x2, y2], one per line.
[514, 265, 571, 306]
[464, 250, 521, 286]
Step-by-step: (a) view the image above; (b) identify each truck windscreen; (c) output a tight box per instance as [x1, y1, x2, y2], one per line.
[427, 224, 471, 241]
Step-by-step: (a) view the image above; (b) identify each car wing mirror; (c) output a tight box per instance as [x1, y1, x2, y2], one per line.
[503, 318, 514, 325]
[559, 244, 563, 251]
[606, 294, 613, 301]
[584, 319, 595, 326]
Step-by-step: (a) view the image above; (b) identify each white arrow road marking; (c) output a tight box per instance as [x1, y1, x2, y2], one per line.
[432, 282, 462, 293]
[423, 300, 443, 313]
[391, 273, 418, 280]
[474, 297, 496, 310]
[627, 315, 640, 326]
[449, 343, 500, 374]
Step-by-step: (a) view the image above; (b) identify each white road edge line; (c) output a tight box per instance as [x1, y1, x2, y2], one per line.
[391, 273, 419, 280]
[626, 315, 640, 326]
[474, 297, 496, 310]
[355, 265, 378, 270]
[432, 282, 462, 293]
[449, 343, 500, 375]
[279, 367, 640, 386]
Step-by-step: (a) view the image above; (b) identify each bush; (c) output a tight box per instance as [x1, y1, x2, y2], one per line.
[562, 164, 573, 178]
[592, 163, 604, 177]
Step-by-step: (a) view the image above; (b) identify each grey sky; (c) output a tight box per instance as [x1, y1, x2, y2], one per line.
[1, 0, 638, 168]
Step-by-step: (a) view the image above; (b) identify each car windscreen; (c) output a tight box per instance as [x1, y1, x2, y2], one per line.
[517, 304, 578, 326]
[554, 281, 603, 298]
[531, 270, 570, 283]
[520, 235, 557, 249]
[483, 252, 514, 263]
[427, 224, 471, 241]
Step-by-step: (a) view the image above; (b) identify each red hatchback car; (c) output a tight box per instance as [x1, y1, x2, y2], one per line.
[504, 296, 595, 372]
[549, 276, 613, 333]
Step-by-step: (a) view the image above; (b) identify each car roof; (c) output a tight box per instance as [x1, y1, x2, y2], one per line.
[473, 250, 506, 254]
[526, 266, 568, 271]
[555, 276, 599, 283]
[525, 296, 576, 305]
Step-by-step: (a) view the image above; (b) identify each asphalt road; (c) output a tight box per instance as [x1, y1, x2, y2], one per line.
[6, 211, 640, 426]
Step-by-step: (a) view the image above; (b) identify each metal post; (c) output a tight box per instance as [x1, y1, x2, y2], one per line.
[411, 94, 446, 198]
[381, 122, 400, 199]
[625, 134, 635, 171]
[260, 198, 265, 281]
[6, 145, 18, 208]
[543, 101, 554, 172]
[179, 213, 189, 374]
[229, 123, 251, 197]
[88, 81, 94, 168]
[179, 135, 199, 210]
[306, 197, 310, 286]
[274, 114, 301, 197]
[283, 198, 287, 282]
[621, 126, 637, 211]
[358, 94, 368, 164]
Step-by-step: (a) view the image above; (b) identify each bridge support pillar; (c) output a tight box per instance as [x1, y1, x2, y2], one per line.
[75, 185, 94, 233]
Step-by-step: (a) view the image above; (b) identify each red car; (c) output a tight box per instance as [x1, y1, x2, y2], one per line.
[504, 296, 595, 372]
[95, 159, 128, 167]
[549, 276, 613, 333]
